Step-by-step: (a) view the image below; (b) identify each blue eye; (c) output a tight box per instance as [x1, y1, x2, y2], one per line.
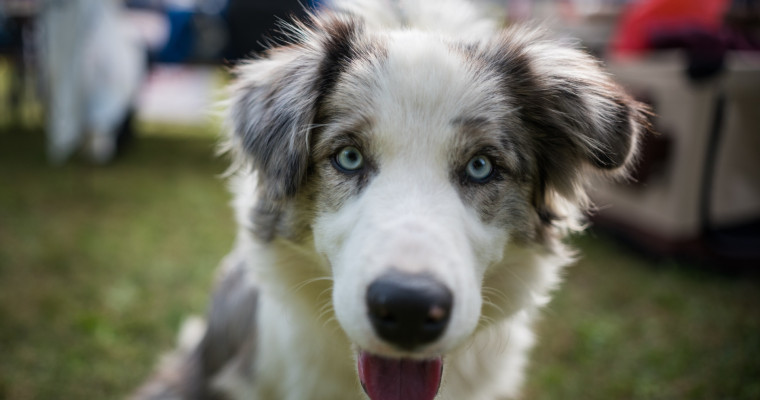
[334, 146, 364, 172]
[465, 155, 493, 182]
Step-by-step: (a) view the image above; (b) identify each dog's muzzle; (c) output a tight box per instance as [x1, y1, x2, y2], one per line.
[358, 272, 451, 400]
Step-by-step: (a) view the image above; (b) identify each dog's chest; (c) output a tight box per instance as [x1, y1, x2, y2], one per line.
[247, 293, 362, 400]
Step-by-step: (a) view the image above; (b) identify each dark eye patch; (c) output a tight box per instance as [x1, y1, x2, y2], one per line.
[309, 127, 378, 213]
[454, 145, 513, 187]
[447, 118, 536, 235]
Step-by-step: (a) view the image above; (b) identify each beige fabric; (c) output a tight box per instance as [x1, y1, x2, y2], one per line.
[591, 51, 760, 239]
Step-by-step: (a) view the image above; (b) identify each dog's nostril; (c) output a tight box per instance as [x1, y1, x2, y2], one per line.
[428, 305, 447, 322]
[366, 272, 453, 350]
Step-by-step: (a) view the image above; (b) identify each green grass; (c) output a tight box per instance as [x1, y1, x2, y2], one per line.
[525, 234, 760, 399]
[1, 118, 759, 398]
[0, 123, 234, 399]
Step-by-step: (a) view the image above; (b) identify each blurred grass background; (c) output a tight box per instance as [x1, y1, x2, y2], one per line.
[1, 66, 759, 399]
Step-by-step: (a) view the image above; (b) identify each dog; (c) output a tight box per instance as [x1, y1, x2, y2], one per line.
[135, 0, 648, 399]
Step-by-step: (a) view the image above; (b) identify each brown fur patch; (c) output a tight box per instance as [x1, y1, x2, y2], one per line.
[309, 117, 379, 214]
[228, 14, 385, 241]
[471, 27, 650, 241]
[449, 115, 537, 241]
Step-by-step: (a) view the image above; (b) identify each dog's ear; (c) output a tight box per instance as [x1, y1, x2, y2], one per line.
[227, 15, 368, 202]
[484, 27, 649, 210]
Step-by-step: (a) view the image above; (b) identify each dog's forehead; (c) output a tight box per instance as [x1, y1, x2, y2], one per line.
[331, 31, 504, 160]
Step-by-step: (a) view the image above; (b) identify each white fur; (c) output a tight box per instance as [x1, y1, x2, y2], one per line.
[221, 38, 575, 394]
[220, 186, 570, 399]
[136, 1, 645, 399]
[328, 0, 498, 40]
[218, 2, 576, 399]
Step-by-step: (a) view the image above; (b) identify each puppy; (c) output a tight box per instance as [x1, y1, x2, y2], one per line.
[135, 0, 648, 399]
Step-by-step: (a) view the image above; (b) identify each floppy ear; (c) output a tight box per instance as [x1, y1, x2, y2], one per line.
[228, 49, 319, 201]
[227, 15, 368, 202]
[484, 27, 649, 213]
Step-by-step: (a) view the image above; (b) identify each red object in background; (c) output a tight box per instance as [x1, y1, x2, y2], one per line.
[612, 0, 731, 57]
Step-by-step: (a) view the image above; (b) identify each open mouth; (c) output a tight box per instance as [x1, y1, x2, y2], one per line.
[358, 350, 443, 400]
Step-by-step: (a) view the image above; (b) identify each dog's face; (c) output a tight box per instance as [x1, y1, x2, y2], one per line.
[229, 15, 646, 400]
[312, 31, 517, 358]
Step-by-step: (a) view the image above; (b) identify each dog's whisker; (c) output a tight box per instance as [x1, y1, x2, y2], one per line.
[316, 301, 333, 315]
[291, 276, 334, 293]
[316, 300, 334, 316]
[477, 311, 498, 327]
[481, 287, 511, 307]
[481, 293, 509, 320]
[316, 286, 333, 301]
[322, 315, 341, 332]
[481, 286, 510, 303]
[315, 302, 337, 327]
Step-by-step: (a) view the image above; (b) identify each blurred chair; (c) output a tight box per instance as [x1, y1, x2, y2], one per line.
[589, 0, 760, 267]
[592, 52, 760, 267]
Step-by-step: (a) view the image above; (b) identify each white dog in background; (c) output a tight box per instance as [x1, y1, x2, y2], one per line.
[136, 0, 648, 399]
[39, 0, 144, 164]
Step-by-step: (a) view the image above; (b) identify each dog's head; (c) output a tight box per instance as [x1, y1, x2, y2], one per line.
[227, 13, 647, 400]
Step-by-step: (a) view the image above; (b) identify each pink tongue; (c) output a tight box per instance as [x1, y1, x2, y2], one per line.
[358, 351, 443, 400]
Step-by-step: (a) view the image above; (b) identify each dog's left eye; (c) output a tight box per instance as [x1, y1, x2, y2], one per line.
[334, 146, 365, 172]
[465, 155, 493, 182]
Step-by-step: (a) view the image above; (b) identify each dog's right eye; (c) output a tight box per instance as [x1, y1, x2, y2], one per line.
[465, 155, 494, 182]
[333, 146, 365, 173]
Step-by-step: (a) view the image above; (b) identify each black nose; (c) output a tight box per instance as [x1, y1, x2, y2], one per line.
[366, 272, 453, 350]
